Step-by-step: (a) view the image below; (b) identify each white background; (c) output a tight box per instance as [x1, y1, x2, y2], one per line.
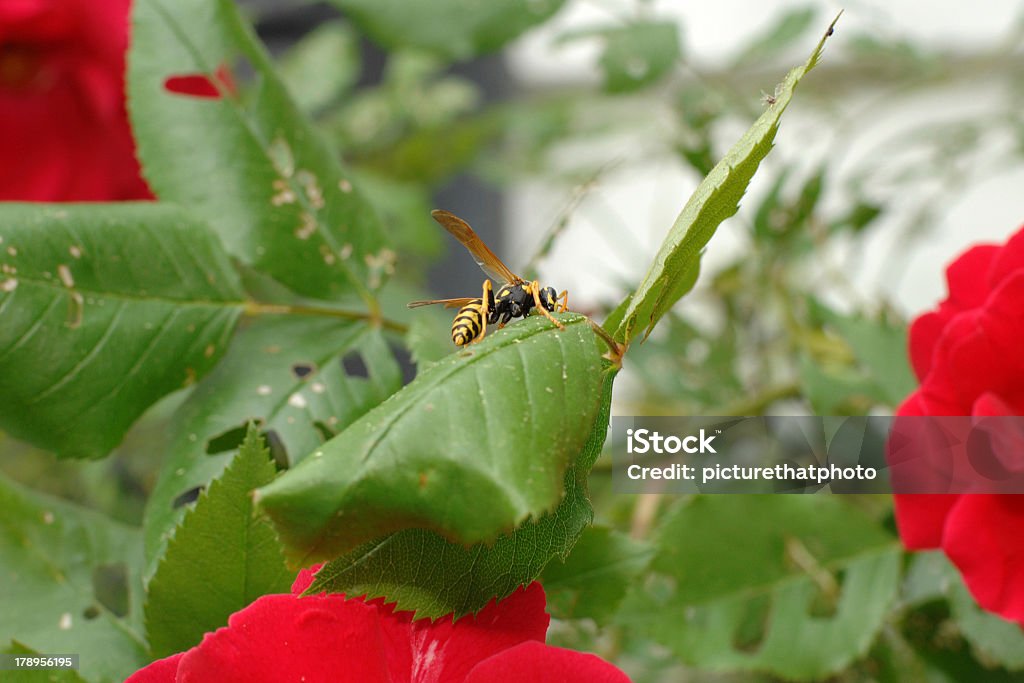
[502, 0, 1024, 317]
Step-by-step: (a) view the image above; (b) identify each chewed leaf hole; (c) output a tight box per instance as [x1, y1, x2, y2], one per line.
[313, 420, 335, 442]
[731, 593, 770, 653]
[807, 569, 842, 618]
[92, 563, 130, 617]
[389, 341, 416, 385]
[164, 74, 222, 98]
[206, 424, 249, 454]
[264, 429, 289, 470]
[163, 65, 236, 99]
[172, 486, 203, 509]
[292, 362, 315, 379]
[341, 351, 368, 378]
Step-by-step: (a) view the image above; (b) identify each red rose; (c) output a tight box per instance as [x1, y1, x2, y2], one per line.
[0, 0, 152, 200]
[894, 225, 1024, 622]
[126, 568, 631, 682]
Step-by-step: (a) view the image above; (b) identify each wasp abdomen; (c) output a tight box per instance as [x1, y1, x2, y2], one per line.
[452, 298, 487, 346]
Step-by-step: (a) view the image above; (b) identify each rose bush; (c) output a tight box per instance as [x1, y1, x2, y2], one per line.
[894, 225, 1024, 622]
[0, 0, 152, 200]
[126, 567, 631, 682]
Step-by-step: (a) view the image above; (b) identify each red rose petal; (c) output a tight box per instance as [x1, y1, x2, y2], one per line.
[896, 392, 928, 418]
[977, 271, 1024, 390]
[943, 244, 999, 312]
[942, 495, 1024, 622]
[908, 312, 945, 382]
[126, 574, 626, 682]
[383, 583, 550, 682]
[893, 494, 959, 548]
[288, 571, 552, 682]
[987, 226, 1024, 289]
[920, 311, 1010, 414]
[974, 392, 1024, 417]
[124, 653, 183, 683]
[916, 271, 1024, 416]
[465, 641, 632, 683]
[291, 563, 324, 594]
[0, 0, 152, 200]
[910, 245, 1000, 381]
[176, 594, 391, 683]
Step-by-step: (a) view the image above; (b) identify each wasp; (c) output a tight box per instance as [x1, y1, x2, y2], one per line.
[408, 209, 569, 346]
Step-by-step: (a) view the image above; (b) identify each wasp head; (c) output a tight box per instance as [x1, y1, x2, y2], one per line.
[539, 286, 558, 312]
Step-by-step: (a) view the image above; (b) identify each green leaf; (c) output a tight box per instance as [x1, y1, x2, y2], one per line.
[129, 0, 390, 301]
[809, 300, 916, 407]
[618, 496, 899, 679]
[614, 14, 841, 345]
[541, 526, 653, 625]
[144, 426, 292, 658]
[598, 21, 681, 93]
[328, 0, 567, 61]
[732, 6, 819, 67]
[799, 354, 882, 415]
[953, 584, 1024, 670]
[832, 200, 883, 235]
[142, 317, 400, 577]
[907, 552, 1024, 671]
[256, 313, 604, 565]
[306, 366, 617, 619]
[0, 472, 147, 682]
[0, 204, 243, 458]
[279, 20, 360, 114]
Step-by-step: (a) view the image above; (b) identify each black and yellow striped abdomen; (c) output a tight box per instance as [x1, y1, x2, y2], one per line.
[451, 298, 487, 346]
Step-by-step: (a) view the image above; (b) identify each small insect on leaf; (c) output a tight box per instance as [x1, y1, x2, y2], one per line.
[408, 210, 569, 346]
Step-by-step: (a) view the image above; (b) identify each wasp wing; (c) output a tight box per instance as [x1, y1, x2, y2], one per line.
[407, 297, 478, 309]
[431, 209, 522, 285]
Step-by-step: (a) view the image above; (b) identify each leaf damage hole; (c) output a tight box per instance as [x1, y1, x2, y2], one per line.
[172, 486, 203, 509]
[163, 64, 236, 99]
[730, 593, 771, 654]
[807, 569, 842, 618]
[91, 563, 130, 618]
[164, 74, 221, 98]
[264, 429, 289, 470]
[902, 600, 955, 652]
[341, 351, 368, 378]
[313, 420, 335, 442]
[292, 362, 315, 379]
[205, 424, 250, 454]
[389, 341, 416, 385]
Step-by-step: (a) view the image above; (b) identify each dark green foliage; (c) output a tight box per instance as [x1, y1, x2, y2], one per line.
[255, 314, 604, 565]
[0, 204, 243, 458]
[144, 426, 292, 657]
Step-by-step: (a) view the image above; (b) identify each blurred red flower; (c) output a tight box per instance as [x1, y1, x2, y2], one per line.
[894, 225, 1024, 622]
[126, 567, 631, 682]
[0, 0, 153, 200]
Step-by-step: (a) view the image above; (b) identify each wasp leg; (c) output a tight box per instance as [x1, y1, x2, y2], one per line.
[530, 281, 565, 330]
[472, 279, 493, 343]
[556, 289, 569, 313]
